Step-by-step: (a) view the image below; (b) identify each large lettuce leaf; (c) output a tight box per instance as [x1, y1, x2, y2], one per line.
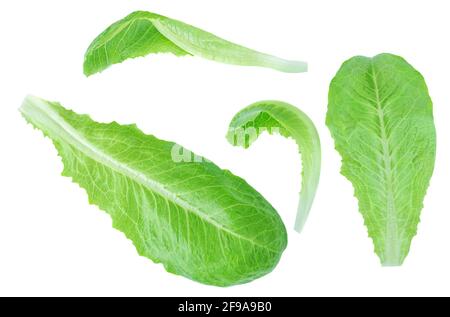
[226, 100, 321, 233]
[326, 53, 436, 266]
[20, 96, 287, 286]
[84, 11, 307, 76]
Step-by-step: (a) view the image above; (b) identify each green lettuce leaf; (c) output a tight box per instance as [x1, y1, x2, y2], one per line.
[226, 100, 321, 233]
[84, 11, 307, 76]
[20, 95, 287, 286]
[326, 53, 436, 266]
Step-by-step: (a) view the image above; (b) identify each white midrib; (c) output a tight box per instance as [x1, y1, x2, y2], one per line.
[21, 96, 276, 253]
[370, 64, 400, 265]
[151, 18, 308, 73]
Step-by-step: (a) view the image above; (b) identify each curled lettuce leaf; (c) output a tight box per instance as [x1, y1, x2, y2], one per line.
[227, 100, 321, 233]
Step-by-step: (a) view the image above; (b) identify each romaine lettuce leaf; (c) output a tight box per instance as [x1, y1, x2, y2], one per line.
[326, 54, 436, 265]
[20, 95, 287, 286]
[84, 11, 307, 76]
[227, 100, 321, 233]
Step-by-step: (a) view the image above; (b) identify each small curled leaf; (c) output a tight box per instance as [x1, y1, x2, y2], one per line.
[227, 100, 321, 233]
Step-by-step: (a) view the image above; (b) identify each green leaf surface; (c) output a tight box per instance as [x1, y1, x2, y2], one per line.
[226, 101, 321, 233]
[326, 53, 436, 266]
[20, 96, 287, 286]
[84, 11, 307, 76]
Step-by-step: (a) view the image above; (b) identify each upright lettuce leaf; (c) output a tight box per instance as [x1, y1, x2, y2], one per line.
[226, 101, 321, 233]
[84, 11, 307, 76]
[326, 53, 436, 266]
[20, 96, 287, 286]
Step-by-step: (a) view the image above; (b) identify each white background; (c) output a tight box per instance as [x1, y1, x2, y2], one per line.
[0, 0, 449, 297]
